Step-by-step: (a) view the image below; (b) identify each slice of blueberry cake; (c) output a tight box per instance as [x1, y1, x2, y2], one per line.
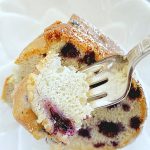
[11, 16, 119, 142]
[2, 15, 147, 149]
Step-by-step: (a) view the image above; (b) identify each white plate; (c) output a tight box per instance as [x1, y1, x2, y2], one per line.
[0, 0, 150, 149]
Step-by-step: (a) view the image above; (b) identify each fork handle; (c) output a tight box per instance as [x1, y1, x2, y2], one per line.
[127, 36, 150, 69]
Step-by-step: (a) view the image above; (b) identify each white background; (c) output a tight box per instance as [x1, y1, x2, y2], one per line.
[0, 0, 150, 149]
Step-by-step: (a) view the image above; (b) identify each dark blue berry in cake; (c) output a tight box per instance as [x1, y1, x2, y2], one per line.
[61, 43, 80, 58]
[98, 121, 124, 138]
[42, 53, 47, 57]
[130, 116, 142, 130]
[128, 83, 141, 100]
[44, 101, 75, 136]
[83, 51, 96, 65]
[50, 107, 75, 135]
[94, 143, 105, 148]
[78, 128, 91, 139]
[122, 103, 130, 112]
[111, 141, 118, 147]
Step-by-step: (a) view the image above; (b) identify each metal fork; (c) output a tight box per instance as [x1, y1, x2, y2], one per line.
[82, 36, 150, 108]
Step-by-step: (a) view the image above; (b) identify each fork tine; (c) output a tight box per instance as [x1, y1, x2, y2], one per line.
[88, 92, 107, 102]
[90, 98, 113, 108]
[90, 79, 108, 88]
[81, 63, 106, 74]
[88, 82, 108, 99]
[87, 72, 108, 86]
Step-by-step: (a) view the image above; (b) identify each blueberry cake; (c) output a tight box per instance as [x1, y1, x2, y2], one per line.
[1, 15, 147, 149]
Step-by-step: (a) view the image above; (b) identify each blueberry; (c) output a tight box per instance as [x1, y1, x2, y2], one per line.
[94, 143, 105, 148]
[130, 116, 142, 130]
[83, 51, 96, 65]
[98, 121, 124, 138]
[122, 104, 130, 112]
[78, 128, 91, 139]
[111, 141, 118, 147]
[61, 43, 79, 58]
[44, 101, 75, 136]
[128, 83, 141, 100]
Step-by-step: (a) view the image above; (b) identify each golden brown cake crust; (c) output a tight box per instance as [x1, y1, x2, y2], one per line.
[12, 77, 45, 139]
[44, 22, 112, 61]
[1, 75, 14, 104]
[15, 18, 121, 65]
[51, 138, 115, 150]
[15, 35, 48, 64]
[68, 15, 123, 54]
